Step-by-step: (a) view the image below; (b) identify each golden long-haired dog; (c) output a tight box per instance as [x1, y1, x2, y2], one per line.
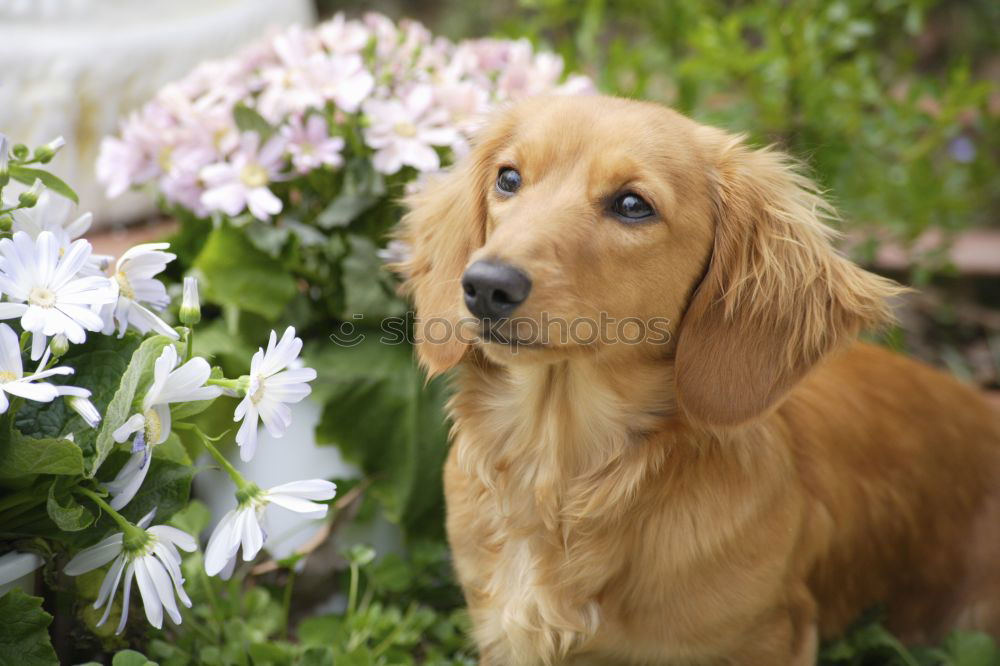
[398, 95, 1000, 665]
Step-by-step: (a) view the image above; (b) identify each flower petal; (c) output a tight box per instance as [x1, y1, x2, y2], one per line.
[148, 525, 197, 552]
[204, 509, 242, 576]
[64, 533, 124, 576]
[134, 558, 164, 629]
[115, 563, 136, 634]
[266, 479, 337, 501]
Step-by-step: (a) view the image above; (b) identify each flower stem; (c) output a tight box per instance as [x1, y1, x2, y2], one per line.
[281, 569, 296, 640]
[347, 561, 359, 620]
[184, 326, 194, 362]
[371, 607, 409, 658]
[198, 566, 223, 638]
[76, 487, 144, 540]
[181, 425, 250, 491]
[206, 377, 245, 392]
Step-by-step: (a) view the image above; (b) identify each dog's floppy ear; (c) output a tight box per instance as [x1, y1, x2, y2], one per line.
[675, 133, 902, 426]
[396, 126, 507, 376]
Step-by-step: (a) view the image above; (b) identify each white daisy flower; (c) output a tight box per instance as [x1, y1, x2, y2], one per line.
[98, 243, 180, 340]
[0, 231, 117, 360]
[7, 191, 111, 275]
[234, 327, 317, 462]
[204, 479, 336, 578]
[105, 345, 222, 510]
[0, 322, 81, 414]
[63, 509, 196, 634]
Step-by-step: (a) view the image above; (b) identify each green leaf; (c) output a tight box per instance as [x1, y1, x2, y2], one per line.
[194, 223, 297, 320]
[247, 641, 294, 665]
[9, 164, 79, 203]
[167, 499, 211, 537]
[298, 647, 336, 666]
[0, 590, 58, 666]
[112, 650, 158, 666]
[316, 191, 379, 229]
[307, 337, 450, 531]
[16, 333, 140, 455]
[941, 631, 1000, 666]
[316, 158, 385, 229]
[340, 234, 407, 320]
[46, 479, 95, 531]
[90, 335, 174, 477]
[0, 429, 83, 478]
[298, 615, 343, 647]
[232, 103, 275, 141]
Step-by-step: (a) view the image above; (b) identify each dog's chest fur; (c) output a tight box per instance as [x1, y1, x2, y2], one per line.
[447, 359, 671, 663]
[445, 357, 798, 665]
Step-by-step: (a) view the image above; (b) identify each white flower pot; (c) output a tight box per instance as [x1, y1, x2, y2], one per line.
[194, 397, 403, 564]
[0, 0, 314, 227]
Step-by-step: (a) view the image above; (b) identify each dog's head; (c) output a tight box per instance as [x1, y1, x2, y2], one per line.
[400, 95, 900, 426]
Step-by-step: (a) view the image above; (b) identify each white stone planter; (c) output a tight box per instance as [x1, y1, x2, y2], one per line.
[0, 0, 314, 227]
[194, 397, 403, 564]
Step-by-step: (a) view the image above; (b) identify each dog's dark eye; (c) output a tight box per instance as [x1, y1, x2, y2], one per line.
[496, 167, 521, 194]
[611, 192, 655, 221]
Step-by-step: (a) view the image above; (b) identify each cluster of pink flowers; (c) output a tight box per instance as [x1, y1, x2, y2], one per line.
[97, 13, 593, 221]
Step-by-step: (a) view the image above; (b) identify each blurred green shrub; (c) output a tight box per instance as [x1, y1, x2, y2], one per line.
[484, 0, 998, 257]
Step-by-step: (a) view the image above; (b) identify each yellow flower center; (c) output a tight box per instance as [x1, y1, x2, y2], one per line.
[213, 129, 229, 151]
[393, 122, 418, 138]
[28, 286, 56, 308]
[239, 163, 269, 188]
[249, 375, 267, 405]
[0, 371, 17, 383]
[157, 146, 174, 173]
[115, 271, 135, 300]
[144, 408, 162, 446]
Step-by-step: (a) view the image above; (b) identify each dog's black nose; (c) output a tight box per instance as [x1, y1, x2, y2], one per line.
[462, 260, 532, 320]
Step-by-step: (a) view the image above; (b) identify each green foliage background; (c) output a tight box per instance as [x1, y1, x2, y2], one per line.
[360, 0, 999, 268]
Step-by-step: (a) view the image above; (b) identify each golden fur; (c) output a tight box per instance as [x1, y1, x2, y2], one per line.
[398, 95, 1000, 665]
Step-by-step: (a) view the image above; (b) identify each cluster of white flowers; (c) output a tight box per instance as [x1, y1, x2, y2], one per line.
[0, 182, 333, 633]
[97, 12, 594, 220]
[0, 190, 178, 413]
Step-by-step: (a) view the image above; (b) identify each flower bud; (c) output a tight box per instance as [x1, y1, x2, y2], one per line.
[11, 144, 28, 161]
[0, 214, 11, 232]
[33, 135, 66, 164]
[0, 134, 9, 188]
[180, 276, 201, 325]
[68, 395, 102, 428]
[49, 333, 70, 358]
[18, 179, 45, 208]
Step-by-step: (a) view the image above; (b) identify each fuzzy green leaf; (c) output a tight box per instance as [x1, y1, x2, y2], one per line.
[193, 223, 297, 320]
[90, 336, 174, 477]
[111, 650, 158, 666]
[0, 429, 83, 478]
[46, 479, 94, 531]
[0, 590, 58, 666]
[232, 104, 275, 142]
[16, 334, 140, 456]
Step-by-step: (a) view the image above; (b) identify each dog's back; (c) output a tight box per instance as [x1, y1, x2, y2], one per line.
[782, 342, 1000, 641]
